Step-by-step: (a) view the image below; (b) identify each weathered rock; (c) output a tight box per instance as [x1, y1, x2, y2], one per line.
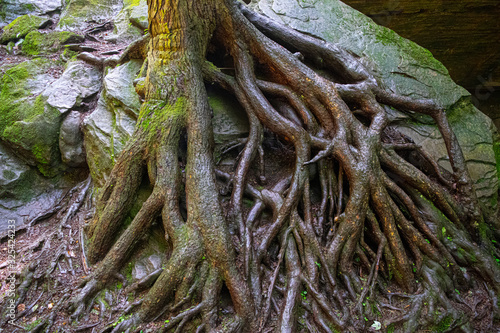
[59, 111, 86, 167]
[106, 0, 147, 44]
[0, 0, 63, 28]
[251, 0, 499, 214]
[0, 14, 52, 44]
[83, 60, 142, 187]
[0, 142, 67, 238]
[21, 30, 84, 55]
[132, 254, 162, 280]
[43, 60, 102, 114]
[58, 0, 123, 31]
[0, 58, 63, 176]
[103, 59, 143, 113]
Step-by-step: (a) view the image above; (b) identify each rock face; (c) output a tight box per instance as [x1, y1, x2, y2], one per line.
[58, 0, 123, 31]
[0, 0, 63, 27]
[83, 60, 143, 187]
[251, 0, 499, 215]
[106, 0, 148, 43]
[59, 111, 86, 167]
[0, 58, 62, 176]
[22, 30, 83, 55]
[0, 142, 66, 238]
[339, 0, 500, 91]
[43, 60, 102, 114]
[0, 14, 52, 44]
[0, 58, 102, 176]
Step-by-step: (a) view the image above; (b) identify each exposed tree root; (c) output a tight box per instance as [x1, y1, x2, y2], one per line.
[42, 0, 500, 332]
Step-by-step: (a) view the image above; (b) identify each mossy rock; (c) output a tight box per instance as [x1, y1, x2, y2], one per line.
[0, 0, 62, 28]
[106, 0, 147, 43]
[0, 14, 51, 44]
[0, 141, 74, 238]
[0, 58, 63, 176]
[58, 0, 123, 31]
[21, 30, 83, 55]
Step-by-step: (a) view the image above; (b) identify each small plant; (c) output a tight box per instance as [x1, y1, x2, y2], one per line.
[300, 290, 307, 300]
[113, 316, 126, 327]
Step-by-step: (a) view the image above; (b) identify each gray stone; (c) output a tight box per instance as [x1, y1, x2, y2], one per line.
[83, 60, 142, 186]
[131, 253, 162, 280]
[103, 59, 143, 114]
[0, 0, 63, 28]
[58, 0, 123, 31]
[59, 111, 86, 167]
[0, 142, 66, 238]
[43, 60, 102, 114]
[83, 95, 137, 186]
[106, 0, 147, 44]
[251, 0, 499, 215]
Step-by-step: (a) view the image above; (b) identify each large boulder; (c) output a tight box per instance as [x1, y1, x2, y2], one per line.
[58, 0, 123, 31]
[43, 60, 102, 114]
[339, 0, 500, 91]
[0, 142, 67, 238]
[0, 0, 63, 28]
[0, 58, 62, 176]
[251, 0, 499, 214]
[0, 14, 52, 44]
[21, 30, 83, 55]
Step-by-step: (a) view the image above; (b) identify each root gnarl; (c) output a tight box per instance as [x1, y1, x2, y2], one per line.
[61, 1, 500, 332]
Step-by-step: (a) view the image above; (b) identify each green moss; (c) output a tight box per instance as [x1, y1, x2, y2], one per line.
[124, 0, 142, 7]
[0, 14, 48, 43]
[59, 0, 122, 28]
[373, 26, 444, 72]
[139, 97, 186, 139]
[0, 59, 50, 133]
[22, 30, 83, 55]
[0, 59, 64, 176]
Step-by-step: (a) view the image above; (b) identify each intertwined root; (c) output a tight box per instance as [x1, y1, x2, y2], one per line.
[67, 1, 500, 332]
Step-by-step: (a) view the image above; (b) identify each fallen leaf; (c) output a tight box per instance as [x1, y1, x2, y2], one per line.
[371, 321, 381, 330]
